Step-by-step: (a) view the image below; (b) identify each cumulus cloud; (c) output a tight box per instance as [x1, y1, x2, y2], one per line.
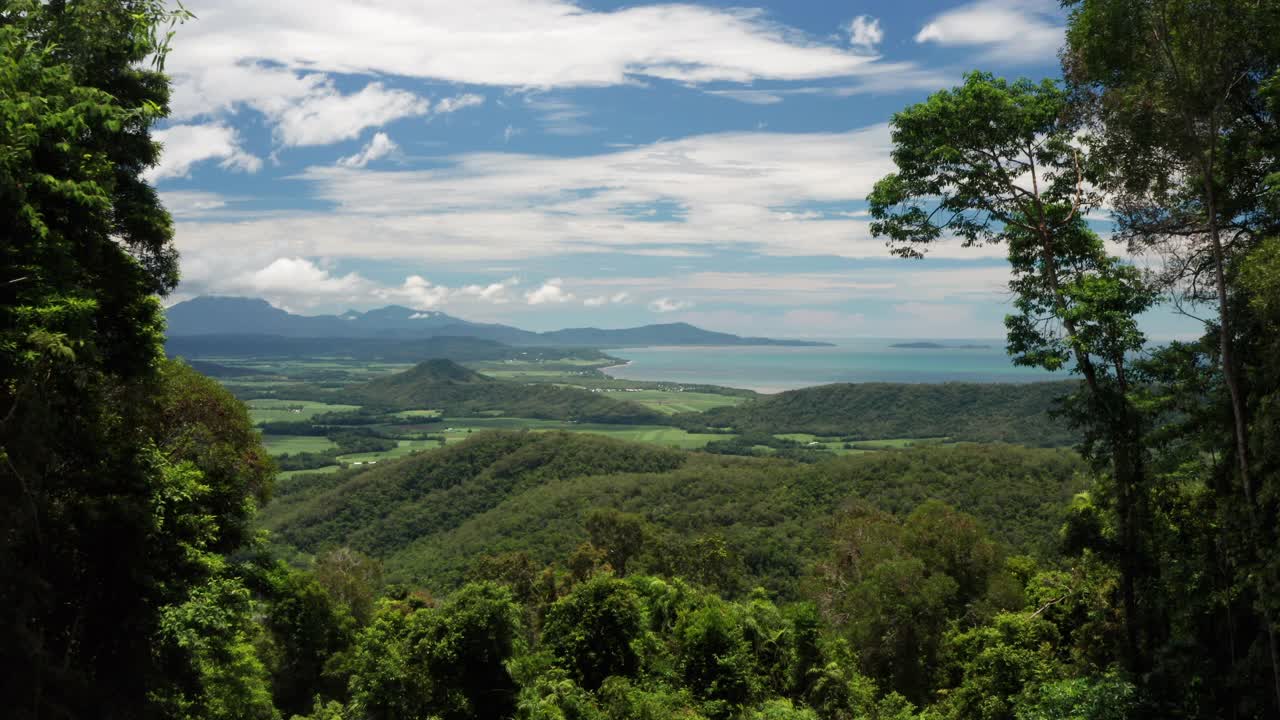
[649, 297, 693, 313]
[458, 278, 519, 304]
[847, 16, 883, 51]
[146, 123, 261, 181]
[525, 279, 575, 305]
[272, 83, 429, 147]
[915, 0, 1064, 63]
[338, 132, 399, 168]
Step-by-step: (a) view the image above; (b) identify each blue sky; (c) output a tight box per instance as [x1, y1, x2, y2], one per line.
[152, 0, 1196, 339]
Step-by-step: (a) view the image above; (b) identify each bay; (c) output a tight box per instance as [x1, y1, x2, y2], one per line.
[603, 338, 1062, 393]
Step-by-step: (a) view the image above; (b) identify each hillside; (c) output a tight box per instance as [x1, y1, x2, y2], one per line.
[341, 359, 665, 423]
[261, 431, 1085, 597]
[165, 296, 829, 346]
[676, 381, 1080, 446]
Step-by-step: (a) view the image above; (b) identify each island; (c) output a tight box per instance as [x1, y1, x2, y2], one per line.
[891, 341, 993, 349]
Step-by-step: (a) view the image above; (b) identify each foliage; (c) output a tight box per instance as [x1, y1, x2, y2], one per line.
[258, 432, 1084, 596]
[681, 381, 1079, 447]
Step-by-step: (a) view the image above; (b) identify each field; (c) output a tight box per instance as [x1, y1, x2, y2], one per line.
[774, 433, 950, 455]
[606, 389, 745, 414]
[262, 435, 339, 455]
[436, 417, 727, 449]
[246, 399, 361, 424]
[337, 439, 444, 463]
[196, 357, 808, 470]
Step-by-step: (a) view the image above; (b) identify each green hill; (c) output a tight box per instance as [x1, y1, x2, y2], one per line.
[261, 431, 1084, 597]
[676, 381, 1080, 446]
[341, 359, 665, 423]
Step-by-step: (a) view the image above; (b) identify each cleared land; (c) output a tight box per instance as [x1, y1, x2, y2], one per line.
[246, 399, 361, 424]
[261, 434, 339, 455]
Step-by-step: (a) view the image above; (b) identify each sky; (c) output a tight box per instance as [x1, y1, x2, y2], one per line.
[152, 0, 1197, 339]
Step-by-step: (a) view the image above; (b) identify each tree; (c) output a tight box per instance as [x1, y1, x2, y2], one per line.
[542, 574, 644, 691]
[868, 71, 1158, 673]
[1062, 0, 1280, 497]
[585, 508, 647, 576]
[349, 582, 523, 720]
[0, 1, 196, 716]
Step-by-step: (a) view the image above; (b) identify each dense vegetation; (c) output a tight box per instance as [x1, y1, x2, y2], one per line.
[678, 382, 1080, 446]
[261, 431, 1084, 598]
[324, 359, 663, 424]
[4, 1, 1279, 719]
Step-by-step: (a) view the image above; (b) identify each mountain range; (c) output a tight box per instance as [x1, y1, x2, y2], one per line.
[164, 296, 831, 347]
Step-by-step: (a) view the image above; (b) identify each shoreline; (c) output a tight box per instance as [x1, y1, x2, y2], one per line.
[599, 361, 633, 376]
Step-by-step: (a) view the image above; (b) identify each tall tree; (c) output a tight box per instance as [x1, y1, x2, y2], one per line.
[867, 72, 1157, 672]
[1063, 1, 1280, 706]
[1062, 0, 1280, 496]
[0, 2, 231, 717]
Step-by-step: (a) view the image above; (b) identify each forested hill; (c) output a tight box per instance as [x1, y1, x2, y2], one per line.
[677, 381, 1080, 446]
[342, 359, 665, 423]
[261, 431, 1085, 596]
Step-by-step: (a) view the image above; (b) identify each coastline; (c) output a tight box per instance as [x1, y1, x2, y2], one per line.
[599, 361, 633, 376]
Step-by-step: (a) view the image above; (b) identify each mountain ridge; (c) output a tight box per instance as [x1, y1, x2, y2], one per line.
[165, 296, 832, 347]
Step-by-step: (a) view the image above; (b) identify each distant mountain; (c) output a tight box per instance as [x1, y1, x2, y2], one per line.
[165, 296, 830, 347]
[165, 334, 612, 363]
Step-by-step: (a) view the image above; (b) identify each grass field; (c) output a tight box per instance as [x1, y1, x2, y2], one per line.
[246, 399, 361, 424]
[261, 435, 339, 455]
[277, 465, 341, 480]
[391, 409, 442, 419]
[615, 389, 745, 414]
[433, 417, 727, 449]
[775, 433, 949, 454]
[337, 439, 444, 463]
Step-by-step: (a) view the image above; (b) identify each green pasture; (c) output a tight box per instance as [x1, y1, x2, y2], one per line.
[616, 389, 745, 414]
[246, 399, 361, 424]
[435, 417, 727, 450]
[277, 465, 342, 480]
[261, 434, 339, 455]
[337, 439, 444, 463]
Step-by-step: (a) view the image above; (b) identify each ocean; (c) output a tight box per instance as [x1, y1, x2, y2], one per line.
[603, 339, 1063, 393]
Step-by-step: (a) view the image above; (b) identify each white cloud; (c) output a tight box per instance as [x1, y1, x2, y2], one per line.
[160, 190, 232, 217]
[338, 132, 399, 168]
[458, 278, 519, 304]
[915, 0, 1064, 63]
[584, 292, 631, 307]
[146, 123, 261, 181]
[167, 0, 899, 106]
[848, 16, 883, 51]
[387, 275, 452, 308]
[502, 125, 524, 143]
[525, 279, 575, 305]
[239, 257, 366, 299]
[435, 93, 486, 114]
[272, 82, 429, 147]
[173, 123, 1016, 268]
[649, 297, 693, 313]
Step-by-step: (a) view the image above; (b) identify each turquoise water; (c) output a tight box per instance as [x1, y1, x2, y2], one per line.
[604, 339, 1062, 393]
